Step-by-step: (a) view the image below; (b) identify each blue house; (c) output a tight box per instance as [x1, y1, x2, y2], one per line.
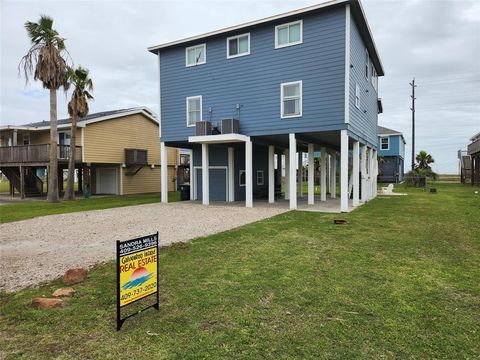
[149, 0, 384, 212]
[377, 126, 406, 183]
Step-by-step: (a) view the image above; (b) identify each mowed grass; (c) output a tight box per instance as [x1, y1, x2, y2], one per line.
[0, 192, 180, 223]
[1, 183, 479, 359]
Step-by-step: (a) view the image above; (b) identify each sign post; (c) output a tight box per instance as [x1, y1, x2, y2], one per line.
[116, 232, 159, 330]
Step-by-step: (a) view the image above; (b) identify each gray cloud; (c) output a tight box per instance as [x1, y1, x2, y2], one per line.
[1, 0, 479, 173]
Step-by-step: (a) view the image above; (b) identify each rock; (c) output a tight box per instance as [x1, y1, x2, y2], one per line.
[63, 268, 87, 285]
[52, 287, 75, 298]
[32, 297, 63, 309]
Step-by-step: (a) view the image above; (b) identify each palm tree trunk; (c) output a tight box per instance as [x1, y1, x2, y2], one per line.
[47, 88, 59, 202]
[65, 111, 77, 200]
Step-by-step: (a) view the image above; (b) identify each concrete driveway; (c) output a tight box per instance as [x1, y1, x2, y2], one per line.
[0, 202, 287, 292]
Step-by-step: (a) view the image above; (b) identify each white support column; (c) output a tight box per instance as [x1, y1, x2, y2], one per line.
[201, 143, 209, 205]
[228, 147, 234, 202]
[370, 148, 376, 199]
[245, 138, 253, 208]
[268, 145, 275, 204]
[368, 147, 373, 200]
[189, 149, 194, 200]
[352, 141, 360, 207]
[308, 144, 314, 205]
[298, 152, 303, 197]
[160, 141, 168, 203]
[340, 130, 349, 212]
[327, 154, 331, 197]
[284, 149, 290, 200]
[330, 152, 337, 198]
[360, 145, 367, 203]
[320, 147, 327, 202]
[289, 133, 297, 210]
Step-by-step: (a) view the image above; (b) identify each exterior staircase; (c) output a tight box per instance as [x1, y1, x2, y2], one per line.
[1, 167, 44, 196]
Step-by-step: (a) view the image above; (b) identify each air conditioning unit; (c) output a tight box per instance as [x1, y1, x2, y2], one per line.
[221, 118, 240, 134]
[196, 121, 212, 136]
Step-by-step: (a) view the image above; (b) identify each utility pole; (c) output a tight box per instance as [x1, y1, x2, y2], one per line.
[410, 78, 417, 171]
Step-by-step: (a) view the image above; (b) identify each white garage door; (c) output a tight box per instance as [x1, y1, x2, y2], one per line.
[96, 168, 118, 194]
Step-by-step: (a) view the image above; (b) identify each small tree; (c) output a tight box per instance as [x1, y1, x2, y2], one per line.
[19, 15, 68, 202]
[64, 66, 93, 200]
[415, 150, 434, 170]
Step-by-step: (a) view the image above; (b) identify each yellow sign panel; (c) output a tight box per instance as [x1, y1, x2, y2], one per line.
[119, 246, 158, 307]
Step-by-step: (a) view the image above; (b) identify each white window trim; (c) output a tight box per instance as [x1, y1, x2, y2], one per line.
[275, 20, 303, 49]
[226, 33, 250, 59]
[380, 136, 390, 151]
[185, 43, 206, 67]
[186, 95, 202, 127]
[280, 80, 303, 119]
[355, 84, 361, 109]
[256, 170, 264, 186]
[239, 170, 246, 187]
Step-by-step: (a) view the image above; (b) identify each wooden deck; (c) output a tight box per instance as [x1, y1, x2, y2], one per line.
[0, 144, 82, 166]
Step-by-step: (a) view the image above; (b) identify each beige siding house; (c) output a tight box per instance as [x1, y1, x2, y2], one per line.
[0, 107, 178, 197]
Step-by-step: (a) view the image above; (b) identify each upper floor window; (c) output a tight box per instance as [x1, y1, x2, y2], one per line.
[355, 84, 361, 109]
[23, 134, 30, 145]
[281, 80, 302, 118]
[372, 67, 378, 92]
[275, 20, 303, 48]
[227, 33, 250, 59]
[186, 44, 206, 67]
[186, 96, 202, 127]
[380, 137, 389, 150]
[365, 50, 370, 79]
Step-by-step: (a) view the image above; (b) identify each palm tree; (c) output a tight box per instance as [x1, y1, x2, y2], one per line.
[19, 15, 68, 202]
[415, 150, 434, 170]
[64, 66, 93, 200]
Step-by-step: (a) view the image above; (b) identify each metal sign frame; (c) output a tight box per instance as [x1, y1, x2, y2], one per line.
[116, 232, 159, 331]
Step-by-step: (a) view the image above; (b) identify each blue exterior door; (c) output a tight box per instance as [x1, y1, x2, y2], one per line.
[196, 168, 227, 201]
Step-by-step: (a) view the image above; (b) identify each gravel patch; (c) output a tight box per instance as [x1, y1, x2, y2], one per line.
[0, 202, 287, 292]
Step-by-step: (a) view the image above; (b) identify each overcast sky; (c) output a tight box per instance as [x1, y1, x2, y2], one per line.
[1, 0, 479, 173]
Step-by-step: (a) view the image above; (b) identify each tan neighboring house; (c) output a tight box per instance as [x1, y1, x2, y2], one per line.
[0, 107, 178, 197]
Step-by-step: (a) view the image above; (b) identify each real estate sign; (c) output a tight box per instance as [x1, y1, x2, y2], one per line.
[116, 232, 159, 330]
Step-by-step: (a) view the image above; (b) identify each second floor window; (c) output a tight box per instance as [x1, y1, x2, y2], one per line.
[365, 50, 370, 80]
[372, 67, 378, 92]
[186, 44, 206, 67]
[355, 84, 361, 109]
[275, 20, 303, 48]
[281, 81, 302, 118]
[186, 96, 202, 127]
[380, 137, 389, 150]
[227, 33, 250, 58]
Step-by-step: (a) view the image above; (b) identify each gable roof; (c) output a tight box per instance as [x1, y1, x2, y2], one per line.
[1, 107, 157, 131]
[148, 0, 384, 76]
[378, 126, 402, 136]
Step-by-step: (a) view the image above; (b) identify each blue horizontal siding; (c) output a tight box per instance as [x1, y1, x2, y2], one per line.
[348, 15, 378, 147]
[378, 135, 404, 157]
[160, 8, 346, 142]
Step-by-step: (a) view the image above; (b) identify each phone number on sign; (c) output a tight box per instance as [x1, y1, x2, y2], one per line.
[121, 282, 157, 304]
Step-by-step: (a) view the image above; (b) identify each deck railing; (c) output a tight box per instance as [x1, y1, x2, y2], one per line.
[467, 139, 480, 156]
[0, 144, 82, 164]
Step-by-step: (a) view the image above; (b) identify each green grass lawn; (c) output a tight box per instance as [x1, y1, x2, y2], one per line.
[1, 183, 479, 358]
[0, 192, 180, 223]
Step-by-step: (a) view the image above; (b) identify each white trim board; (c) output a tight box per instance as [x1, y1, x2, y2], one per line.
[188, 133, 250, 144]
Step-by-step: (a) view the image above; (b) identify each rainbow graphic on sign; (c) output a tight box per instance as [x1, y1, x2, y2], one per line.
[121, 266, 153, 290]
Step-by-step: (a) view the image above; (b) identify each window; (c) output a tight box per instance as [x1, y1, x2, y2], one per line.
[185, 44, 206, 67]
[58, 131, 71, 145]
[365, 49, 370, 79]
[227, 33, 250, 59]
[23, 134, 30, 145]
[281, 81, 302, 118]
[275, 20, 303, 48]
[256, 170, 264, 186]
[355, 84, 361, 109]
[372, 67, 378, 92]
[239, 170, 246, 186]
[186, 96, 202, 127]
[380, 137, 389, 150]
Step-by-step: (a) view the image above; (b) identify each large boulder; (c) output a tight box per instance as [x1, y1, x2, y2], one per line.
[63, 268, 87, 285]
[52, 287, 76, 298]
[32, 298, 63, 309]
